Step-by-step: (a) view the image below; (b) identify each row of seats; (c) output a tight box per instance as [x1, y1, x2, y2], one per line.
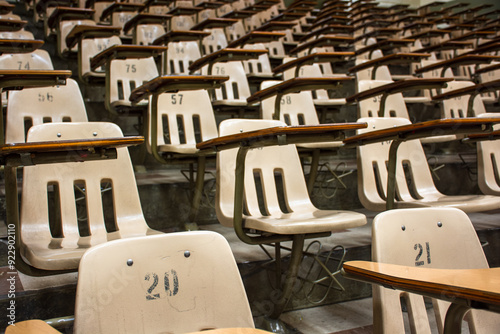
[2, 0, 500, 332]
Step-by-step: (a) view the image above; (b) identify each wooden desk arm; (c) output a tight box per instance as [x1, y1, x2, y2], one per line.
[343, 118, 500, 147]
[450, 30, 498, 42]
[432, 79, 500, 101]
[142, 0, 175, 10]
[195, 0, 225, 10]
[90, 45, 168, 71]
[0, 1, 15, 15]
[289, 36, 355, 55]
[196, 123, 367, 154]
[299, 24, 354, 42]
[0, 70, 72, 91]
[220, 10, 256, 20]
[272, 52, 355, 75]
[346, 78, 452, 105]
[226, 31, 286, 48]
[122, 14, 172, 34]
[0, 18, 27, 32]
[342, 261, 500, 312]
[353, 28, 403, 42]
[152, 30, 209, 45]
[100, 3, 145, 22]
[128, 75, 228, 104]
[414, 55, 500, 75]
[254, 21, 296, 32]
[5, 319, 62, 334]
[407, 29, 452, 40]
[0, 136, 144, 167]
[413, 41, 473, 54]
[310, 15, 351, 30]
[247, 77, 352, 104]
[355, 39, 416, 57]
[191, 18, 238, 31]
[187, 48, 268, 74]
[47, 7, 95, 30]
[269, 12, 306, 22]
[0, 39, 44, 55]
[463, 42, 500, 56]
[347, 53, 431, 76]
[475, 62, 500, 76]
[167, 5, 203, 16]
[65, 25, 121, 49]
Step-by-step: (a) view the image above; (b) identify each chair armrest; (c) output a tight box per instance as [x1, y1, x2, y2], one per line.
[220, 10, 256, 20]
[129, 74, 228, 103]
[413, 40, 473, 54]
[167, 6, 202, 16]
[355, 39, 416, 57]
[65, 25, 121, 49]
[0, 39, 44, 55]
[475, 62, 500, 76]
[401, 21, 434, 32]
[0, 18, 27, 32]
[346, 78, 452, 104]
[188, 48, 267, 74]
[414, 54, 500, 75]
[463, 130, 500, 143]
[0, 136, 144, 167]
[247, 77, 352, 105]
[47, 7, 95, 30]
[392, 14, 425, 26]
[0, 1, 15, 15]
[310, 15, 351, 30]
[289, 36, 355, 55]
[196, 122, 367, 154]
[142, 0, 175, 10]
[122, 13, 171, 34]
[272, 52, 354, 75]
[342, 261, 500, 312]
[343, 118, 500, 147]
[348, 53, 431, 75]
[152, 30, 209, 45]
[354, 28, 403, 42]
[0, 69, 71, 91]
[354, 19, 395, 32]
[242, 4, 272, 13]
[100, 3, 144, 22]
[195, 0, 225, 10]
[269, 12, 307, 22]
[450, 30, 498, 42]
[191, 18, 238, 31]
[299, 24, 354, 42]
[226, 31, 286, 48]
[5, 319, 62, 334]
[35, 0, 72, 16]
[432, 79, 500, 101]
[407, 29, 452, 40]
[462, 42, 500, 56]
[90, 45, 168, 71]
[254, 21, 296, 32]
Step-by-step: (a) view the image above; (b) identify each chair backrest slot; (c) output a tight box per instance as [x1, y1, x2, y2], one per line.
[74, 180, 90, 237]
[47, 182, 63, 238]
[101, 180, 118, 233]
[176, 115, 186, 144]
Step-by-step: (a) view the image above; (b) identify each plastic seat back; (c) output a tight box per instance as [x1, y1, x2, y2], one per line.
[20, 122, 155, 270]
[372, 207, 500, 333]
[59, 19, 95, 57]
[440, 80, 486, 118]
[5, 78, 87, 143]
[356, 117, 438, 211]
[147, 89, 218, 154]
[80, 35, 122, 82]
[477, 113, 500, 196]
[0, 49, 53, 71]
[205, 61, 251, 106]
[260, 80, 319, 126]
[136, 24, 166, 45]
[216, 118, 315, 227]
[164, 40, 201, 75]
[107, 56, 159, 113]
[74, 231, 254, 334]
[242, 43, 273, 78]
[357, 80, 410, 118]
[201, 28, 228, 56]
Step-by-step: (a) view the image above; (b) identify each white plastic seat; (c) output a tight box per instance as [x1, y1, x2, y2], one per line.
[79, 35, 122, 84]
[164, 40, 202, 75]
[476, 113, 500, 196]
[58, 19, 95, 57]
[371, 207, 500, 333]
[216, 118, 367, 319]
[5, 78, 87, 144]
[356, 117, 500, 213]
[19, 122, 160, 271]
[73, 231, 254, 334]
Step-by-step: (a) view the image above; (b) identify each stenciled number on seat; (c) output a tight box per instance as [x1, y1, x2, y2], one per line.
[17, 61, 30, 70]
[126, 64, 137, 73]
[414, 242, 431, 266]
[144, 270, 179, 300]
[171, 94, 183, 104]
[38, 93, 54, 102]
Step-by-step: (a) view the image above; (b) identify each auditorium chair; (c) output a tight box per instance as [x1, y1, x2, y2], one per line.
[16, 122, 161, 274]
[206, 118, 367, 327]
[362, 207, 500, 333]
[72, 231, 255, 333]
[353, 117, 500, 213]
